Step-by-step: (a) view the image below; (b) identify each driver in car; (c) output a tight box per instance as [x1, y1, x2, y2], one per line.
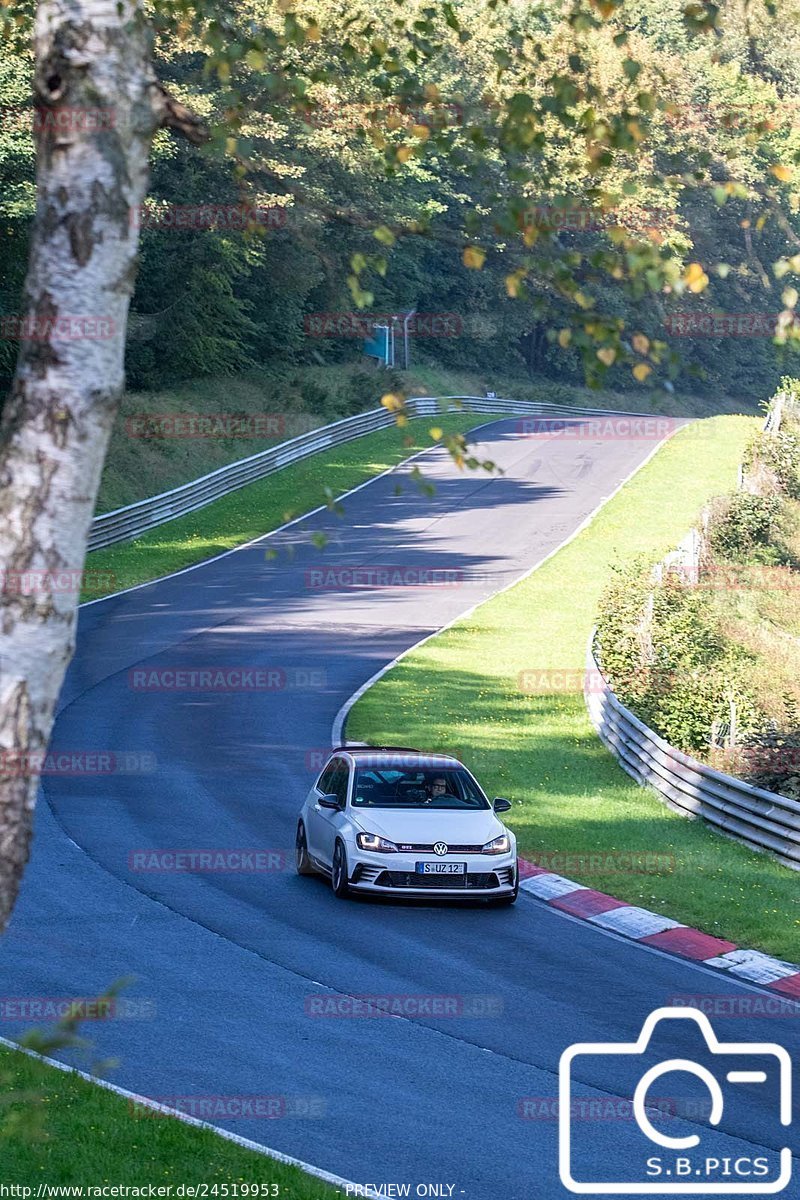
[427, 775, 448, 802]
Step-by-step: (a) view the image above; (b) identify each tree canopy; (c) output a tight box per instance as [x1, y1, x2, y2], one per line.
[2, 0, 800, 404]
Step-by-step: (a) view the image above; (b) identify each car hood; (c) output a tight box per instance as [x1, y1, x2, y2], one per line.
[350, 808, 506, 846]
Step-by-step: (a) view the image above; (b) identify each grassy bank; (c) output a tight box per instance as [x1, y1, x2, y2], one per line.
[84, 412, 499, 600]
[347, 415, 800, 962]
[0, 1046, 338, 1193]
[99, 361, 758, 513]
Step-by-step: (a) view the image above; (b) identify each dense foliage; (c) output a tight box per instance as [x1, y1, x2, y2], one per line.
[596, 383, 800, 791]
[4, 0, 800, 401]
[595, 558, 762, 752]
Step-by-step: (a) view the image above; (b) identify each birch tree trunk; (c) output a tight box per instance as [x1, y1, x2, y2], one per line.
[0, 0, 200, 934]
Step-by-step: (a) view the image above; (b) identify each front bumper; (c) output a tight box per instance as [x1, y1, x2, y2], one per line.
[348, 851, 517, 896]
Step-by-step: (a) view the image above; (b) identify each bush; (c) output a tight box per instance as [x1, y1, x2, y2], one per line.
[596, 561, 764, 753]
[743, 429, 800, 499]
[738, 703, 800, 799]
[706, 491, 784, 564]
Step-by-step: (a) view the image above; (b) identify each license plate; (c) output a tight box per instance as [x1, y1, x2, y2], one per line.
[416, 862, 466, 875]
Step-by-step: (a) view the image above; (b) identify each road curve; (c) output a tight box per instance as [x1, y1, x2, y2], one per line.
[2, 415, 797, 1198]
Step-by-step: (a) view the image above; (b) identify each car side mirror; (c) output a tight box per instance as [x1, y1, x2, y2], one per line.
[318, 793, 342, 810]
[493, 797, 512, 813]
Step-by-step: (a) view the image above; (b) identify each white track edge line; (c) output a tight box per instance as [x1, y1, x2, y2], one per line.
[514, 889, 800, 1005]
[79, 414, 504, 610]
[43, 408, 681, 1184]
[0, 1033, 382, 1197]
[325, 423, 800, 992]
[331, 422, 685, 746]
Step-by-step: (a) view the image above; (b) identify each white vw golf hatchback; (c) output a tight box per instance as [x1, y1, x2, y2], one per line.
[296, 746, 518, 903]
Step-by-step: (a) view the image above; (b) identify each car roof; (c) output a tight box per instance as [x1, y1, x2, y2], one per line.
[329, 745, 462, 766]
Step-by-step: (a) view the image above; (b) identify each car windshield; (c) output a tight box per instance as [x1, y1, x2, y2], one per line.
[352, 765, 489, 809]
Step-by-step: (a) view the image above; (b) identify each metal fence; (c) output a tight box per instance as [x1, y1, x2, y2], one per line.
[88, 394, 657, 551]
[585, 637, 800, 870]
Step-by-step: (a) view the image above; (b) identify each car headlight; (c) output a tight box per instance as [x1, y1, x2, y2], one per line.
[481, 833, 511, 855]
[356, 832, 399, 853]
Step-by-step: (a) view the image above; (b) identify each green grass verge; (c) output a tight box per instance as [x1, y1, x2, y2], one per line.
[100, 361, 758, 512]
[348, 415, 800, 962]
[0, 1046, 338, 1192]
[84, 413, 495, 601]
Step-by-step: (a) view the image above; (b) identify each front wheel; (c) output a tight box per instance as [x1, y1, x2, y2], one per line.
[296, 822, 315, 876]
[331, 840, 350, 899]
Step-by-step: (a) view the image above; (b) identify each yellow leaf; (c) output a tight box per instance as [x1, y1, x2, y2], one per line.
[305, 22, 321, 41]
[424, 84, 441, 102]
[396, 145, 414, 163]
[463, 246, 486, 270]
[380, 392, 404, 412]
[430, 426, 443, 440]
[217, 61, 231, 82]
[245, 50, 266, 70]
[633, 363, 652, 382]
[505, 271, 525, 298]
[225, 136, 238, 155]
[632, 333, 650, 355]
[597, 347, 616, 366]
[411, 124, 430, 141]
[522, 224, 539, 247]
[684, 262, 709, 293]
[558, 329, 572, 348]
[771, 164, 793, 182]
[783, 286, 798, 309]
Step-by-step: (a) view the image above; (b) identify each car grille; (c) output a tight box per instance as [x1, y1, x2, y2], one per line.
[394, 843, 485, 854]
[376, 871, 500, 890]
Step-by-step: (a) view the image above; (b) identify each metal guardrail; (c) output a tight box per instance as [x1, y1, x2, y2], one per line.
[585, 636, 800, 870]
[88, 394, 659, 551]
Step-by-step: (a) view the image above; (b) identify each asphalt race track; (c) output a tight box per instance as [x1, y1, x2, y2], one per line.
[2, 415, 798, 1197]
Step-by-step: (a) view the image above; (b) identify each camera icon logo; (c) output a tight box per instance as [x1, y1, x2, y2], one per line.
[559, 1006, 792, 1194]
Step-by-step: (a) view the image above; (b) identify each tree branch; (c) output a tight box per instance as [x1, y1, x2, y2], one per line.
[154, 84, 209, 145]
